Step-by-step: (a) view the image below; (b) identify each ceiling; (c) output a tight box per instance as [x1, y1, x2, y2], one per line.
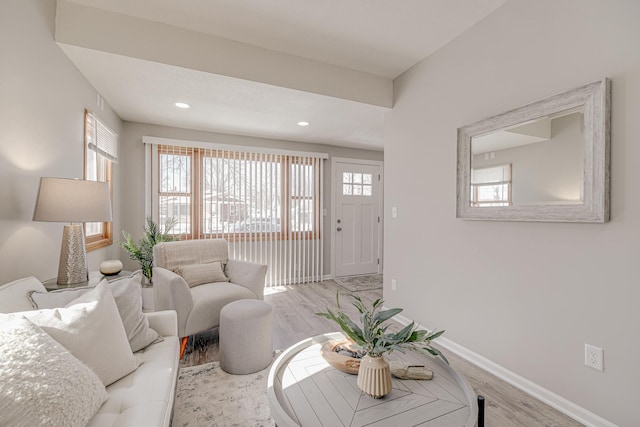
[58, 0, 508, 150]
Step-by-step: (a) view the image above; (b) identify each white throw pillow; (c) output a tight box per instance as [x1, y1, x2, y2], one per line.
[175, 261, 230, 288]
[0, 315, 108, 427]
[105, 273, 162, 351]
[23, 280, 139, 386]
[29, 272, 161, 352]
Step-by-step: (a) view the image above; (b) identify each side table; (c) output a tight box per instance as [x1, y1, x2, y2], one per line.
[268, 332, 478, 427]
[42, 270, 133, 291]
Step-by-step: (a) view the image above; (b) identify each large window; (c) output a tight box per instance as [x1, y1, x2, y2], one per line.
[84, 109, 117, 251]
[155, 145, 321, 241]
[471, 164, 512, 207]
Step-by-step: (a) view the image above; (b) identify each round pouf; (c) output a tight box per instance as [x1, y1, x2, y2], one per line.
[219, 299, 273, 375]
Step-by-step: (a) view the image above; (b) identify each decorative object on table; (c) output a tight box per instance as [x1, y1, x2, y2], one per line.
[316, 293, 446, 399]
[119, 217, 176, 284]
[319, 337, 365, 374]
[389, 360, 433, 380]
[99, 259, 123, 276]
[33, 177, 112, 285]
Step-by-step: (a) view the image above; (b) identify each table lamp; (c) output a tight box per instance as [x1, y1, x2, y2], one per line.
[33, 177, 112, 285]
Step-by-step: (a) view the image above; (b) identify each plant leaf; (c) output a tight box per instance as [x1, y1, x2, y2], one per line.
[372, 308, 402, 325]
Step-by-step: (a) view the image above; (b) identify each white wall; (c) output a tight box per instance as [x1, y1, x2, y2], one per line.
[0, 0, 122, 284]
[473, 113, 584, 204]
[385, 1, 639, 425]
[119, 122, 383, 276]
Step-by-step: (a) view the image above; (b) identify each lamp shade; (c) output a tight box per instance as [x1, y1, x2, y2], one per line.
[33, 177, 112, 223]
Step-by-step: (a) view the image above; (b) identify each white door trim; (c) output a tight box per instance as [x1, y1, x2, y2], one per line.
[331, 157, 384, 278]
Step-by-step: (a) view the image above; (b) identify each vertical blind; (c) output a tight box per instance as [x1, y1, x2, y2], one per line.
[147, 139, 326, 287]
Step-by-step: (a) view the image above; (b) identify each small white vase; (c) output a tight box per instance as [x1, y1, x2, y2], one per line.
[141, 286, 154, 312]
[356, 354, 392, 399]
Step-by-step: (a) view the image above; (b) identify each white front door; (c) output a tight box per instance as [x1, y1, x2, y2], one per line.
[334, 161, 381, 277]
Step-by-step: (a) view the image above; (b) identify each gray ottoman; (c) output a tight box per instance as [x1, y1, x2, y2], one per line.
[219, 299, 273, 374]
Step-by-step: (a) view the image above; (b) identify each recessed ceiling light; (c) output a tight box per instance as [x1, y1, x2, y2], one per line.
[297, 121, 310, 126]
[175, 102, 190, 109]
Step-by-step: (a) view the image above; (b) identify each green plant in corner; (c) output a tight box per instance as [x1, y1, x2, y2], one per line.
[316, 292, 448, 364]
[120, 217, 177, 282]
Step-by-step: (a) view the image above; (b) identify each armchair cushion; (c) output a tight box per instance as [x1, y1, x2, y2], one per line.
[154, 239, 228, 272]
[186, 283, 256, 336]
[175, 262, 229, 288]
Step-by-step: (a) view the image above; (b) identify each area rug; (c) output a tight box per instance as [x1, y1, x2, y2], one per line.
[172, 361, 275, 427]
[333, 274, 383, 292]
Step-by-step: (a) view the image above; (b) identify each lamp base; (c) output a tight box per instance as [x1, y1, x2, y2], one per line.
[57, 224, 88, 285]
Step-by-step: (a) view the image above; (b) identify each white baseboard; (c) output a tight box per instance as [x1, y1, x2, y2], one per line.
[391, 312, 617, 427]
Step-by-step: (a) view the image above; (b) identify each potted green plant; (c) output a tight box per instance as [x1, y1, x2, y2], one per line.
[317, 292, 447, 398]
[120, 217, 177, 285]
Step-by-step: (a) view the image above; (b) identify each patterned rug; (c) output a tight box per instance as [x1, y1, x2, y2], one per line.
[173, 361, 275, 427]
[333, 274, 383, 292]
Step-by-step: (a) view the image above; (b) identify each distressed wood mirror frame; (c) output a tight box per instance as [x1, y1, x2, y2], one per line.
[456, 78, 611, 223]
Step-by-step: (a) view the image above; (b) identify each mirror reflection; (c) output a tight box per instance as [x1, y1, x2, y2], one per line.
[470, 109, 584, 207]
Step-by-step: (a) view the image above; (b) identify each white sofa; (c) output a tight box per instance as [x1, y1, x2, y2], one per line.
[0, 276, 180, 427]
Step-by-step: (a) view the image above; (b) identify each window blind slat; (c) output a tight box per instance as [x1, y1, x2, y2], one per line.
[87, 111, 118, 163]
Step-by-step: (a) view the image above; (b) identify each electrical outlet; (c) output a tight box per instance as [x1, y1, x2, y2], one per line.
[585, 344, 604, 372]
[391, 279, 397, 291]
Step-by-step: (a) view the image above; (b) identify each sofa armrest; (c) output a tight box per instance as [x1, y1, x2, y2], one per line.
[145, 310, 178, 337]
[153, 267, 193, 338]
[225, 259, 267, 300]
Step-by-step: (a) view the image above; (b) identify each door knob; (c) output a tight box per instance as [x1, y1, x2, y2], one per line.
[337, 219, 342, 224]
[337, 227, 342, 231]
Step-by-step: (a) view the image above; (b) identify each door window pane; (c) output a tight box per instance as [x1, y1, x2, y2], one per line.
[342, 171, 374, 196]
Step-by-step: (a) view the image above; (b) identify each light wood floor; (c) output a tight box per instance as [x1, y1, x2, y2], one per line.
[181, 280, 584, 427]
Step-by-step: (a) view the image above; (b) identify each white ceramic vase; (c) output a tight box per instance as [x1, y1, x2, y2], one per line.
[356, 354, 392, 399]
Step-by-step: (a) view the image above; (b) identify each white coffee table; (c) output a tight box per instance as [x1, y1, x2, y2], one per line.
[268, 332, 478, 427]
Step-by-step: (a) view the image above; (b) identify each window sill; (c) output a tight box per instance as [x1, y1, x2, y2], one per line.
[86, 238, 113, 252]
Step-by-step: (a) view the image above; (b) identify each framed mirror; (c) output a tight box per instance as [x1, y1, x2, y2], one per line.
[456, 78, 610, 223]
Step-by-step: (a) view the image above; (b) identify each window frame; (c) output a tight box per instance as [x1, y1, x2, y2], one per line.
[470, 163, 512, 207]
[156, 145, 321, 241]
[84, 109, 114, 251]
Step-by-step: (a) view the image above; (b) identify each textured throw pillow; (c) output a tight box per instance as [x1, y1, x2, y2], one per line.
[175, 261, 230, 288]
[23, 281, 139, 386]
[0, 315, 108, 427]
[29, 271, 161, 352]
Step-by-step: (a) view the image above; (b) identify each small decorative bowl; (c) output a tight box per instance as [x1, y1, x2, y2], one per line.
[99, 260, 123, 276]
[320, 338, 362, 375]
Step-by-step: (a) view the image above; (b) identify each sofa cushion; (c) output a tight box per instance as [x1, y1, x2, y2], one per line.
[175, 262, 230, 288]
[0, 276, 47, 313]
[0, 315, 108, 427]
[23, 281, 139, 386]
[30, 272, 161, 352]
[89, 336, 179, 427]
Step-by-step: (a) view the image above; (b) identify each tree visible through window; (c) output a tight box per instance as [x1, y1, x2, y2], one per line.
[156, 145, 320, 240]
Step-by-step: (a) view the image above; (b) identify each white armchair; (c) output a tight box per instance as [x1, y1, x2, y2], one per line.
[152, 239, 267, 342]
